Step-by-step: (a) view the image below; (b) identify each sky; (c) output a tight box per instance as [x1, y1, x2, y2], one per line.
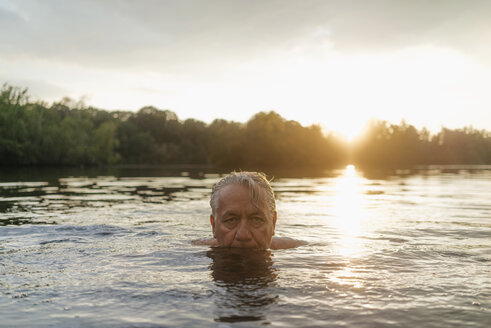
[1, 0, 491, 139]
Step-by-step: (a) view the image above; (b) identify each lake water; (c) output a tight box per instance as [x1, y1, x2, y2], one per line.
[1, 166, 490, 327]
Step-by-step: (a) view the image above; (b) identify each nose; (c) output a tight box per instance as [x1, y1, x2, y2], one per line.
[234, 219, 252, 241]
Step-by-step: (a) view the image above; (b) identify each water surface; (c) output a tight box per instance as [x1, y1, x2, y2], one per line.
[1, 166, 490, 327]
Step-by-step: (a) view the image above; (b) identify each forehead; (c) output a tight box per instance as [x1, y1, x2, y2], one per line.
[216, 183, 268, 213]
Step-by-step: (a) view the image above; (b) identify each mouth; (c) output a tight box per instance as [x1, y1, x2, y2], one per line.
[231, 241, 259, 249]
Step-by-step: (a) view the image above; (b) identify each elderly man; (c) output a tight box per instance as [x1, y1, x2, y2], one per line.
[194, 171, 305, 250]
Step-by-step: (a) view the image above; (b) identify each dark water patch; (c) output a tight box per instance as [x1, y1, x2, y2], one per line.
[435, 249, 473, 259]
[135, 220, 172, 227]
[416, 228, 491, 239]
[0, 216, 56, 226]
[288, 223, 325, 228]
[215, 314, 266, 323]
[52, 225, 132, 239]
[0, 187, 48, 198]
[0, 166, 218, 182]
[0, 201, 14, 212]
[39, 238, 86, 245]
[362, 235, 409, 243]
[365, 190, 385, 195]
[112, 324, 171, 328]
[134, 185, 188, 197]
[134, 230, 159, 236]
[95, 231, 117, 236]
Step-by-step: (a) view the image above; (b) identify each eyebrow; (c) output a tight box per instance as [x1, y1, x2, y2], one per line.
[249, 209, 266, 216]
[222, 208, 266, 217]
[222, 210, 239, 217]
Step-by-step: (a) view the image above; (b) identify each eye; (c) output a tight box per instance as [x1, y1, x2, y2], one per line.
[222, 217, 238, 227]
[250, 216, 265, 227]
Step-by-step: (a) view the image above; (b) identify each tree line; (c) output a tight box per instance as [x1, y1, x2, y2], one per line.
[351, 120, 491, 166]
[1, 84, 490, 168]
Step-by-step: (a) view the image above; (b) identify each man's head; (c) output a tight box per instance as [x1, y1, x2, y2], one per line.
[209, 172, 277, 249]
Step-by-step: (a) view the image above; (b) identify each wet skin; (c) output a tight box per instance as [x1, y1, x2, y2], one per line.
[211, 184, 277, 250]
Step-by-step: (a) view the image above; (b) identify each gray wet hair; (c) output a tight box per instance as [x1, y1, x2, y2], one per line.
[210, 171, 276, 218]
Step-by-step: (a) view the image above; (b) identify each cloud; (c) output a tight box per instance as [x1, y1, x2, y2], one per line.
[0, 1, 161, 67]
[1, 77, 69, 102]
[320, 1, 491, 58]
[0, 0, 490, 78]
[1, 0, 489, 71]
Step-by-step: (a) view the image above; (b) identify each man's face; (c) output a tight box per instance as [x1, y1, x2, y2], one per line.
[211, 184, 277, 250]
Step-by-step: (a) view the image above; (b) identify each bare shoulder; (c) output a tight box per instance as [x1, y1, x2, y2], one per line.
[191, 238, 218, 246]
[270, 236, 308, 250]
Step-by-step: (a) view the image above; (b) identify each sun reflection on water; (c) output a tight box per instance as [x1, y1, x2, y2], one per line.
[326, 165, 369, 289]
[330, 164, 368, 258]
[326, 266, 364, 289]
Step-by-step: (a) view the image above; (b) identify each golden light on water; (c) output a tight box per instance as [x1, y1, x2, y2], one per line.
[330, 164, 368, 258]
[345, 164, 356, 177]
[327, 266, 364, 289]
[325, 164, 369, 288]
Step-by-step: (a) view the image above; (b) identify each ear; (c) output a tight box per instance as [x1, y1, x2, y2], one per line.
[210, 214, 216, 237]
[272, 211, 277, 235]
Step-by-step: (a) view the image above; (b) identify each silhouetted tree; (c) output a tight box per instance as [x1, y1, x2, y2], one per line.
[208, 119, 247, 168]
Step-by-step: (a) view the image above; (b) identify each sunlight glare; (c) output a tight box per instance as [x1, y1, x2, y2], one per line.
[345, 164, 356, 177]
[327, 266, 363, 289]
[330, 165, 367, 258]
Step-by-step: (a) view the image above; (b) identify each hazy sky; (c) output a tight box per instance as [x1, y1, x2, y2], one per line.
[1, 0, 491, 138]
